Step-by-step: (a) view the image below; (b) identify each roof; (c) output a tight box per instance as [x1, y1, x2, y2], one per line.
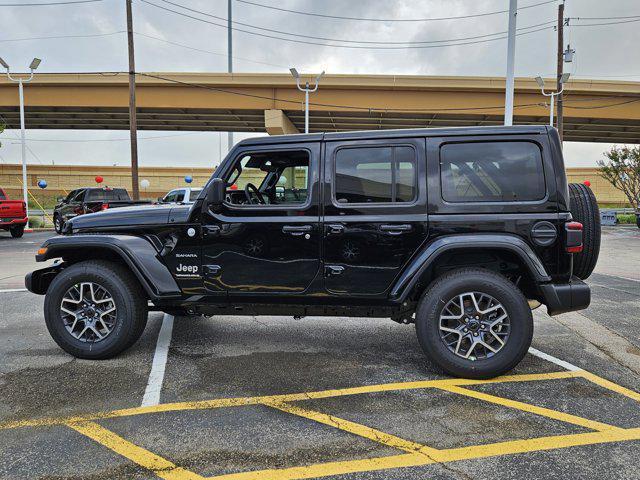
[236, 125, 549, 147]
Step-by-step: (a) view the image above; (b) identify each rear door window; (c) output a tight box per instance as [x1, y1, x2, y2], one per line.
[440, 141, 545, 202]
[334, 146, 416, 204]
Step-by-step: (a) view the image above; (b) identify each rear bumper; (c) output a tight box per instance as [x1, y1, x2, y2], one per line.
[0, 217, 28, 229]
[539, 276, 591, 316]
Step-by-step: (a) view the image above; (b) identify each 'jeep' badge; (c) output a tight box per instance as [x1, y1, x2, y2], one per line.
[176, 263, 199, 278]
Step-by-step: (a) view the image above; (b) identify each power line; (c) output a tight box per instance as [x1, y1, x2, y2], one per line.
[139, 0, 555, 50]
[570, 14, 640, 20]
[134, 32, 288, 69]
[235, 0, 558, 22]
[0, 0, 103, 6]
[0, 31, 124, 43]
[154, 0, 555, 46]
[569, 17, 640, 27]
[0, 132, 208, 142]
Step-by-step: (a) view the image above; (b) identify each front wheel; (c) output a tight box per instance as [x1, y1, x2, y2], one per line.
[44, 260, 148, 359]
[415, 268, 533, 379]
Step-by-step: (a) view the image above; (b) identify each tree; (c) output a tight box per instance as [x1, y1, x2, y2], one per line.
[597, 145, 640, 210]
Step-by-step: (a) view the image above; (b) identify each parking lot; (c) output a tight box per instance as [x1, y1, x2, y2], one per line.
[1, 227, 640, 480]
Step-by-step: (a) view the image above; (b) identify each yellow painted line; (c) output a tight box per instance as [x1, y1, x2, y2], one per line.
[0, 370, 579, 431]
[208, 428, 640, 480]
[578, 370, 640, 402]
[264, 401, 441, 458]
[68, 421, 205, 480]
[434, 427, 640, 463]
[436, 385, 624, 432]
[209, 453, 428, 480]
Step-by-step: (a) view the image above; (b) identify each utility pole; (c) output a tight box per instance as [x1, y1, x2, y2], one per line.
[504, 0, 517, 126]
[556, 1, 565, 142]
[227, 0, 233, 153]
[126, 0, 140, 200]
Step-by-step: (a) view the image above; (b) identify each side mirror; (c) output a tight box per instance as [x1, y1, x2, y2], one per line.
[56, 196, 65, 203]
[157, 196, 164, 202]
[204, 178, 225, 212]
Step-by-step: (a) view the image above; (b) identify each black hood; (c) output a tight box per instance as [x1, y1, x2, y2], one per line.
[67, 204, 191, 232]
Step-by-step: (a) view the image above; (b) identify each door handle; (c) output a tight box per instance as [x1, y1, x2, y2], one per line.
[325, 265, 345, 276]
[203, 225, 221, 237]
[379, 224, 412, 235]
[282, 225, 312, 236]
[326, 224, 345, 235]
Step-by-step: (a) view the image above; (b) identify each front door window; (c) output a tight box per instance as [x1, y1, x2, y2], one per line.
[224, 150, 310, 207]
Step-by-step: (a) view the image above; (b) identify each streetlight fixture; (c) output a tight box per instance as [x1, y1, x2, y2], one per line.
[1, 56, 42, 230]
[290, 67, 324, 134]
[535, 72, 570, 127]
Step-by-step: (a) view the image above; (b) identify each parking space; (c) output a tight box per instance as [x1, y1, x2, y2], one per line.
[1, 227, 640, 479]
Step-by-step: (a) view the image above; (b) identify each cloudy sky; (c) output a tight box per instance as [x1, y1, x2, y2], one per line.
[0, 0, 638, 169]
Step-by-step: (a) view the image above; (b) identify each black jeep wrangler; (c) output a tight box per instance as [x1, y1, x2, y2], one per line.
[26, 126, 600, 379]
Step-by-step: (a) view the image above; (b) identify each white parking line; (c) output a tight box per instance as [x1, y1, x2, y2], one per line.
[0, 288, 28, 293]
[528, 347, 582, 371]
[141, 314, 174, 407]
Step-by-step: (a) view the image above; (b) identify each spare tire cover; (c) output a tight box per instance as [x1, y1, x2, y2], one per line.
[568, 183, 601, 280]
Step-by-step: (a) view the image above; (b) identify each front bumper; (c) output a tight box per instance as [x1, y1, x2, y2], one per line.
[539, 276, 590, 316]
[25, 263, 64, 295]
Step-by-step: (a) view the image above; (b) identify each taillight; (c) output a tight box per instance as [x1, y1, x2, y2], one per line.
[565, 221, 583, 253]
[101, 203, 109, 211]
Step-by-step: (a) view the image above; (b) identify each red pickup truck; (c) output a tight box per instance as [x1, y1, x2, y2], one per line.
[0, 188, 28, 238]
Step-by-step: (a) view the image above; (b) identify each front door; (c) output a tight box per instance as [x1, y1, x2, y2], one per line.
[322, 138, 428, 297]
[201, 143, 321, 297]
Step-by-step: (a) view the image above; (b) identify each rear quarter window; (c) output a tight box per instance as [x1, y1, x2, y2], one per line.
[440, 141, 546, 203]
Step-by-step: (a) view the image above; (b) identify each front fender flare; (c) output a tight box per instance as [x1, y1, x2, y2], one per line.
[390, 234, 551, 302]
[32, 234, 181, 299]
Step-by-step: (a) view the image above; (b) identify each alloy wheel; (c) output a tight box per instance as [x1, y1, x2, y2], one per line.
[60, 282, 117, 343]
[438, 291, 510, 361]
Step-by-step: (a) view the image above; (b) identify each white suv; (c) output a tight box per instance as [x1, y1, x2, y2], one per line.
[158, 187, 203, 204]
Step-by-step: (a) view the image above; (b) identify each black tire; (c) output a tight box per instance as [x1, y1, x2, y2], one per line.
[44, 260, 148, 359]
[415, 268, 533, 379]
[53, 214, 63, 234]
[10, 224, 24, 238]
[568, 183, 601, 280]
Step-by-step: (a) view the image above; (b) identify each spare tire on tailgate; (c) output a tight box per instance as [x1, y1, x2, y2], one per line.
[568, 183, 601, 280]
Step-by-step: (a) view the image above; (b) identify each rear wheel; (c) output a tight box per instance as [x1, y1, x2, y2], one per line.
[415, 268, 533, 379]
[10, 224, 24, 238]
[44, 260, 148, 359]
[569, 183, 601, 280]
[54, 214, 63, 234]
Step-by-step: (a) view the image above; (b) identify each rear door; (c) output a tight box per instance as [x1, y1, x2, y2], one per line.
[322, 138, 428, 297]
[427, 134, 560, 274]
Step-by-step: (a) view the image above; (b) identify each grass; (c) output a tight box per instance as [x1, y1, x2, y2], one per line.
[617, 214, 638, 225]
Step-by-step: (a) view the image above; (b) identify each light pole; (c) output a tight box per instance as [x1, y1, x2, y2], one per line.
[1, 56, 41, 230]
[290, 68, 324, 134]
[535, 73, 570, 127]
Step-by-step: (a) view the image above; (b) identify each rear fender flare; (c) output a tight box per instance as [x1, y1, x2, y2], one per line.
[390, 234, 551, 302]
[33, 234, 181, 299]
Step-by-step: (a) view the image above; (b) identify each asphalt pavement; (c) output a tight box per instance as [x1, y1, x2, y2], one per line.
[0, 227, 639, 480]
